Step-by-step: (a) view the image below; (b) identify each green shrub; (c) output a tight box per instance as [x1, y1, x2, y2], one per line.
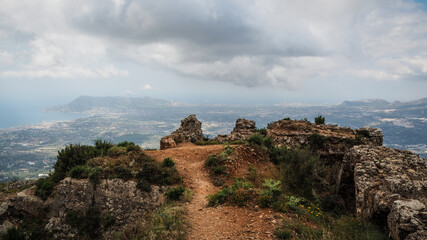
[255, 128, 268, 136]
[94, 139, 114, 156]
[53, 144, 98, 183]
[213, 166, 227, 175]
[162, 157, 175, 168]
[69, 165, 88, 179]
[137, 161, 180, 186]
[1, 226, 26, 240]
[113, 165, 132, 180]
[276, 146, 321, 199]
[259, 179, 282, 208]
[315, 115, 325, 125]
[107, 146, 127, 157]
[117, 141, 141, 152]
[208, 178, 254, 207]
[165, 186, 186, 201]
[35, 177, 55, 201]
[309, 132, 327, 150]
[248, 133, 273, 150]
[248, 133, 264, 146]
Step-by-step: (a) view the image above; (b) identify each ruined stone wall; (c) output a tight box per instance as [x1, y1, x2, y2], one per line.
[340, 146, 427, 239]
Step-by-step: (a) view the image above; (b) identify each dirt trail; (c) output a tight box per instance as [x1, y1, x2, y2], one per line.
[146, 143, 282, 240]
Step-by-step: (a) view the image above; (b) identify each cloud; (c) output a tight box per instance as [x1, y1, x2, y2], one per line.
[0, 51, 13, 64]
[0, 0, 426, 89]
[142, 84, 152, 90]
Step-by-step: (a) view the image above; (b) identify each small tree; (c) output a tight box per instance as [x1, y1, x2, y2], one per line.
[314, 115, 325, 125]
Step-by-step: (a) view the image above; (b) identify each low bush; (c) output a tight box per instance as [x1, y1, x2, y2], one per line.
[309, 132, 327, 150]
[248, 133, 264, 146]
[162, 157, 175, 168]
[107, 146, 127, 157]
[69, 165, 88, 179]
[137, 161, 181, 186]
[258, 179, 282, 208]
[35, 177, 55, 201]
[165, 186, 186, 201]
[208, 178, 254, 207]
[270, 146, 321, 199]
[113, 165, 133, 181]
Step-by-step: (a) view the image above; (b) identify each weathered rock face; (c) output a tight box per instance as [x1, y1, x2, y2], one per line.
[0, 178, 165, 239]
[214, 119, 256, 143]
[387, 200, 427, 240]
[340, 146, 427, 239]
[267, 119, 383, 162]
[160, 114, 203, 149]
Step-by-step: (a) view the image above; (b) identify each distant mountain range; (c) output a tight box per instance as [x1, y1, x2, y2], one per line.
[46, 96, 173, 114]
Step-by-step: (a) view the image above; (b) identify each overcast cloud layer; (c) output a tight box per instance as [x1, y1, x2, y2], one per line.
[0, 0, 426, 95]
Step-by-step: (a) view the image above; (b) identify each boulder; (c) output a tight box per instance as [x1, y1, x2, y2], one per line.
[160, 136, 177, 150]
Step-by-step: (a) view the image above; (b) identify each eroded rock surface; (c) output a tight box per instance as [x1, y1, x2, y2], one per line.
[160, 114, 203, 149]
[341, 146, 427, 239]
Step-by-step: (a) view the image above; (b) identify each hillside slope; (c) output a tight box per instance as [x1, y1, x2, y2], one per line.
[147, 143, 284, 239]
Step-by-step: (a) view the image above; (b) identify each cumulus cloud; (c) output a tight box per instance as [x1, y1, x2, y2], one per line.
[0, 0, 426, 88]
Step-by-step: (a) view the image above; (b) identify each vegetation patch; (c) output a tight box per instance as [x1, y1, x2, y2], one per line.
[204, 146, 234, 186]
[208, 178, 254, 207]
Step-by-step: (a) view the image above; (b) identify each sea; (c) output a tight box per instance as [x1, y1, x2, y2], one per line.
[0, 103, 87, 129]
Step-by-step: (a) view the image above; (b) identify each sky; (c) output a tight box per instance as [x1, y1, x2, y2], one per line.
[0, 0, 427, 105]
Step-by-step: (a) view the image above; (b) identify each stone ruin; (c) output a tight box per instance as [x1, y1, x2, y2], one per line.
[160, 114, 203, 150]
[267, 119, 383, 162]
[214, 118, 256, 143]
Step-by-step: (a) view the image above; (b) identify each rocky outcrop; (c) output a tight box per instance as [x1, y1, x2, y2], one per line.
[267, 119, 383, 162]
[340, 146, 427, 239]
[160, 114, 203, 149]
[214, 119, 256, 143]
[0, 178, 165, 239]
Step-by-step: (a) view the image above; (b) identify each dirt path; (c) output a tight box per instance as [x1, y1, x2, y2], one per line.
[146, 143, 283, 240]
